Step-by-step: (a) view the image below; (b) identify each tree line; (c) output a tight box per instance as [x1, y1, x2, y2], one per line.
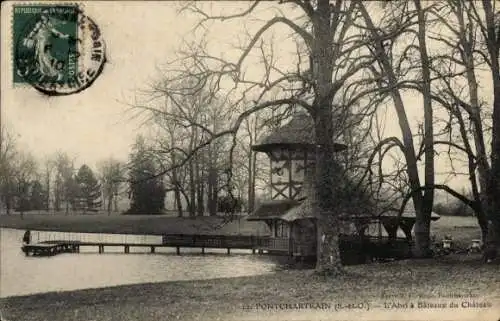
[0, 133, 124, 216]
[0, 128, 250, 216]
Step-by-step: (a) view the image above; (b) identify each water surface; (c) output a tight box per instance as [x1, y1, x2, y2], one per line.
[0, 228, 277, 298]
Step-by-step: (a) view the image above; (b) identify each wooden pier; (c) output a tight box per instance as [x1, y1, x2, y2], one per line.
[21, 233, 276, 257]
[22, 242, 80, 256]
[20, 232, 414, 264]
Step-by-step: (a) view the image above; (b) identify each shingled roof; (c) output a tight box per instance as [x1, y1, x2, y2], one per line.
[281, 198, 316, 222]
[252, 113, 347, 153]
[246, 199, 301, 221]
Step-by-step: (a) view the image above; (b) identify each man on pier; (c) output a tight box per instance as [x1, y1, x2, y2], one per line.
[22, 230, 31, 245]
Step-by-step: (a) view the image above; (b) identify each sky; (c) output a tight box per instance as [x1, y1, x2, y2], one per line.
[1, 2, 192, 167]
[1, 1, 494, 198]
[1, 2, 276, 166]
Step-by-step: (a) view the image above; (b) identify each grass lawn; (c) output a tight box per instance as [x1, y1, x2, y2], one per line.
[0, 255, 498, 321]
[0, 214, 497, 320]
[0, 213, 270, 236]
[430, 215, 483, 248]
[0, 212, 482, 242]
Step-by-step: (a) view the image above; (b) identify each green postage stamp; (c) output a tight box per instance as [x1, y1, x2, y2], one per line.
[12, 3, 105, 95]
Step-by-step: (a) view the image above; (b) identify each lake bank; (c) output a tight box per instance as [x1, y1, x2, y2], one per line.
[1, 255, 498, 321]
[0, 214, 482, 248]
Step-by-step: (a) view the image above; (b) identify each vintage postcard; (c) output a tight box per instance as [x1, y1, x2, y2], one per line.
[1, 1, 499, 321]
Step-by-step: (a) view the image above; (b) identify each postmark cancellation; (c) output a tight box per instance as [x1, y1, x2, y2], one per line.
[12, 3, 105, 95]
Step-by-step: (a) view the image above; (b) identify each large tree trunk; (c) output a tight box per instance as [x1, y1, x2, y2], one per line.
[314, 108, 343, 274]
[453, 0, 491, 241]
[454, 108, 489, 241]
[312, 0, 344, 274]
[314, 141, 343, 274]
[414, 0, 434, 258]
[481, 0, 500, 261]
[484, 60, 500, 261]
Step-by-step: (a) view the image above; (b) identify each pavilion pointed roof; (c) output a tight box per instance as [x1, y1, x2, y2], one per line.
[252, 113, 347, 153]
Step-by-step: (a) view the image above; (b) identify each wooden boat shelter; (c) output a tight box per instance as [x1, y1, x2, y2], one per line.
[247, 113, 345, 257]
[247, 113, 440, 261]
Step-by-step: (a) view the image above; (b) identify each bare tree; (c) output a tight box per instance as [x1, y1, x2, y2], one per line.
[394, 0, 500, 258]
[239, 112, 271, 213]
[97, 158, 125, 215]
[0, 127, 40, 217]
[0, 126, 17, 214]
[403, 0, 490, 242]
[12, 151, 38, 218]
[42, 157, 55, 211]
[358, 0, 440, 257]
[136, 78, 235, 217]
[160, 121, 188, 216]
[52, 152, 76, 214]
[470, 0, 500, 261]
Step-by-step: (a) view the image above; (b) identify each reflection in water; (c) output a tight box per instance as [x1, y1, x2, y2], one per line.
[0, 228, 277, 298]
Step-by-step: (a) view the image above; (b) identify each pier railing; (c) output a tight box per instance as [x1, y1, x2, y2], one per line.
[29, 230, 290, 252]
[162, 234, 274, 249]
[31, 230, 161, 245]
